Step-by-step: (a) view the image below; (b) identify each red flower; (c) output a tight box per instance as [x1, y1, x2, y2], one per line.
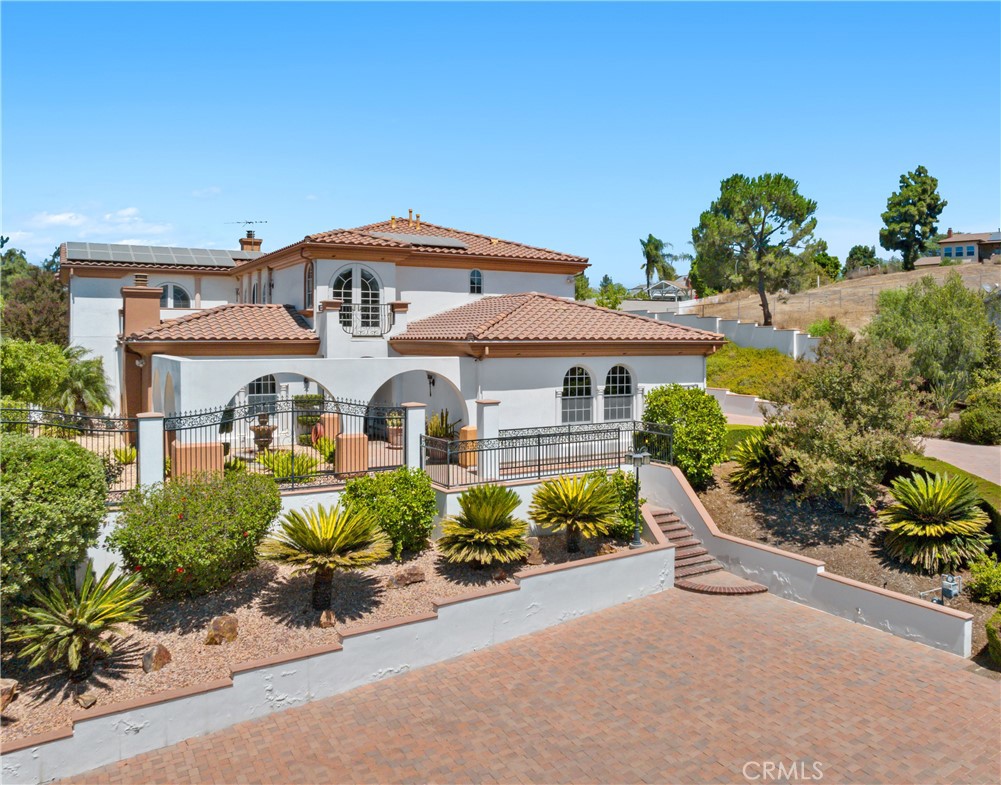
[134, 565, 142, 572]
[176, 567, 184, 574]
[177, 513, 184, 520]
[243, 531, 249, 537]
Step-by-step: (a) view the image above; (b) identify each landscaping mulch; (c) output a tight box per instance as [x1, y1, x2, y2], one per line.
[699, 462, 1000, 673]
[0, 536, 630, 744]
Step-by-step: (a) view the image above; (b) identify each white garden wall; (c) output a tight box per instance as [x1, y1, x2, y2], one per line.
[1, 544, 674, 785]
[638, 463, 973, 657]
[659, 314, 820, 360]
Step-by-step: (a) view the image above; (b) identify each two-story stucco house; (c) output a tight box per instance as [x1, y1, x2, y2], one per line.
[61, 214, 723, 432]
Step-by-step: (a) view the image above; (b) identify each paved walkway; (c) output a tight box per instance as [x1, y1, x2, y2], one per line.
[66, 591, 998, 785]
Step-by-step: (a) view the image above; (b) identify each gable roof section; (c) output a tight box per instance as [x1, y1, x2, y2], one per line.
[125, 304, 317, 343]
[940, 233, 992, 244]
[391, 293, 723, 357]
[62, 242, 261, 272]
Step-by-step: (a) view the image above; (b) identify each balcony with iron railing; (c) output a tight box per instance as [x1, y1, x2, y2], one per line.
[339, 303, 395, 337]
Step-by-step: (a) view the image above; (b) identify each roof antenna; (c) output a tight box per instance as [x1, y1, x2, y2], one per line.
[226, 220, 268, 236]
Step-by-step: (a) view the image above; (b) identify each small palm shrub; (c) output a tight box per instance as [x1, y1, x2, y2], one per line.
[314, 436, 337, 463]
[258, 449, 320, 482]
[529, 474, 619, 552]
[438, 485, 530, 566]
[587, 470, 644, 540]
[109, 472, 281, 597]
[987, 607, 1001, 668]
[113, 445, 137, 465]
[9, 563, 151, 679]
[259, 504, 391, 610]
[729, 428, 788, 492]
[343, 468, 437, 558]
[968, 554, 1001, 605]
[879, 472, 992, 573]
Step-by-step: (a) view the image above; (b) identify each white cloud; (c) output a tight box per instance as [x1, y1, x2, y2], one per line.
[6, 230, 33, 242]
[103, 207, 141, 223]
[32, 211, 87, 227]
[192, 186, 222, 198]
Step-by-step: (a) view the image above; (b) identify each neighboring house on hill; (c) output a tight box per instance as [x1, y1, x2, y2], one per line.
[61, 216, 723, 432]
[938, 229, 1001, 263]
[626, 279, 691, 301]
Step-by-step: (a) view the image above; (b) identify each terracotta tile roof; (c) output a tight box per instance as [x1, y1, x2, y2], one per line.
[126, 304, 318, 343]
[940, 233, 992, 244]
[393, 293, 724, 344]
[914, 256, 943, 267]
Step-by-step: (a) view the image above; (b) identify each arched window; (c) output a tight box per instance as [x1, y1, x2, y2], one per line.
[159, 283, 191, 309]
[603, 365, 633, 421]
[329, 266, 385, 335]
[332, 269, 353, 327]
[251, 282, 259, 305]
[469, 269, 483, 294]
[561, 366, 593, 424]
[359, 269, 380, 328]
[303, 262, 315, 310]
[247, 374, 278, 414]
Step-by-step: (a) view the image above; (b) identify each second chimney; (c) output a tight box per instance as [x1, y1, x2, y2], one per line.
[240, 230, 263, 253]
[947, 228, 953, 238]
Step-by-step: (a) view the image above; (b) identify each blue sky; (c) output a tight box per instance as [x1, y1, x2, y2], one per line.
[3, 2, 999, 284]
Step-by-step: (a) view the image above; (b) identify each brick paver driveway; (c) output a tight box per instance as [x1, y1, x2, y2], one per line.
[68, 590, 999, 785]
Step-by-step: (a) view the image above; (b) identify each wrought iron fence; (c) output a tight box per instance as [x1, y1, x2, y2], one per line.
[423, 420, 675, 488]
[0, 406, 139, 501]
[164, 396, 404, 490]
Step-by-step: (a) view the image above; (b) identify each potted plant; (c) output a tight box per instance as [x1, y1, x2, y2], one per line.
[386, 410, 404, 449]
[425, 408, 460, 464]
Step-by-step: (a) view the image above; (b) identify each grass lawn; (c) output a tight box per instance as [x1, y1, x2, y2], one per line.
[706, 343, 797, 398]
[724, 424, 762, 457]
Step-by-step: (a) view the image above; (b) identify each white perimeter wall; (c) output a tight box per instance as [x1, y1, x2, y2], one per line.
[661, 314, 821, 360]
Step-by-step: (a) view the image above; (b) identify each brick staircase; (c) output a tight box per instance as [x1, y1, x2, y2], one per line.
[650, 507, 767, 596]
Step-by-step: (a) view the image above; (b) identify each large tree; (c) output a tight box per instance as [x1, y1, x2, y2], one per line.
[692, 173, 818, 325]
[879, 165, 947, 271]
[844, 244, 878, 275]
[639, 234, 677, 289]
[1, 266, 69, 344]
[1, 248, 32, 299]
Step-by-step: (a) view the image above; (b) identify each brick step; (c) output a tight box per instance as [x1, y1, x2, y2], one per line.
[668, 536, 701, 548]
[675, 552, 717, 569]
[675, 578, 769, 595]
[675, 561, 724, 579]
[659, 523, 688, 535]
[654, 513, 681, 525]
[674, 545, 709, 560]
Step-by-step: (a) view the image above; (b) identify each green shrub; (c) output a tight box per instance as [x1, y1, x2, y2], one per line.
[642, 384, 727, 490]
[987, 607, 1001, 668]
[297, 433, 314, 447]
[109, 472, 281, 597]
[705, 343, 797, 398]
[297, 414, 321, 428]
[342, 467, 437, 558]
[958, 394, 1001, 445]
[437, 485, 530, 566]
[729, 427, 789, 492]
[258, 449, 320, 482]
[426, 408, 460, 439]
[528, 474, 619, 552]
[0, 397, 31, 434]
[588, 469, 645, 540]
[292, 393, 324, 408]
[314, 436, 337, 463]
[0, 434, 108, 607]
[806, 317, 854, 340]
[969, 555, 1001, 605]
[879, 472, 992, 573]
[224, 456, 246, 474]
[8, 563, 150, 679]
[113, 445, 136, 465]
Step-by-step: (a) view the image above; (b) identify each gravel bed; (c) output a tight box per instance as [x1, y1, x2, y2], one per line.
[699, 462, 1000, 673]
[0, 535, 632, 743]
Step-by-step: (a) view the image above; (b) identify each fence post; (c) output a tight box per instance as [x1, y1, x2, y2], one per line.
[402, 402, 427, 470]
[475, 399, 500, 481]
[137, 412, 165, 486]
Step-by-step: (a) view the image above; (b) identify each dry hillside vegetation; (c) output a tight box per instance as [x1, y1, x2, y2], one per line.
[691, 264, 1001, 333]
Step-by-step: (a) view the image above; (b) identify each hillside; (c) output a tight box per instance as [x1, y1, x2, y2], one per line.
[690, 263, 1000, 333]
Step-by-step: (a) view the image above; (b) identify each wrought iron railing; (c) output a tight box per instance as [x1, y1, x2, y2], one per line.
[339, 303, 394, 337]
[0, 406, 138, 502]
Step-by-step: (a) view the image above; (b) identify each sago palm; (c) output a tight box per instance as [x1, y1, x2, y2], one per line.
[729, 428, 788, 492]
[528, 474, 619, 553]
[258, 503, 391, 610]
[880, 472, 991, 573]
[438, 484, 530, 566]
[9, 563, 151, 679]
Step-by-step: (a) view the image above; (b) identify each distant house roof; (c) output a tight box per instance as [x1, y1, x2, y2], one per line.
[125, 304, 317, 344]
[62, 242, 261, 271]
[940, 233, 992, 244]
[914, 256, 943, 267]
[391, 293, 723, 357]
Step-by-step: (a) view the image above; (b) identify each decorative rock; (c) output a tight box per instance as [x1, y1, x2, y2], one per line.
[491, 567, 508, 582]
[597, 542, 617, 556]
[387, 565, 426, 589]
[142, 643, 172, 673]
[75, 691, 98, 709]
[204, 614, 239, 645]
[319, 609, 337, 629]
[525, 536, 544, 565]
[0, 678, 19, 712]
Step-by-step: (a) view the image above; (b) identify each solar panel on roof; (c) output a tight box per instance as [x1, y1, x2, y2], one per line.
[368, 231, 468, 250]
[62, 242, 238, 268]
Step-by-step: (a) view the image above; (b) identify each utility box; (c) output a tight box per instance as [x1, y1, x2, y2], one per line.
[942, 575, 961, 599]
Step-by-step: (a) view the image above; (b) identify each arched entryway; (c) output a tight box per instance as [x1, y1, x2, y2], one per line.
[367, 370, 468, 432]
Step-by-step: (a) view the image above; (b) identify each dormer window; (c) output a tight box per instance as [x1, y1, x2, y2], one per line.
[470, 269, 483, 294]
[304, 262, 315, 310]
[159, 283, 191, 309]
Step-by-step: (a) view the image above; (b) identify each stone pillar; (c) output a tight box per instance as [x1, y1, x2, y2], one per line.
[137, 412, 165, 486]
[402, 402, 427, 470]
[475, 399, 501, 481]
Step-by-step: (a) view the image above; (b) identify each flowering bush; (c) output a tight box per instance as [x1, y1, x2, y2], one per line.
[108, 472, 281, 597]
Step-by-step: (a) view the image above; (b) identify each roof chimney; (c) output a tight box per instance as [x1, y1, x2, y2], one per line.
[947, 228, 953, 238]
[239, 230, 263, 253]
[391, 215, 397, 229]
[408, 209, 413, 227]
[416, 213, 421, 231]
[121, 282, 163, 336]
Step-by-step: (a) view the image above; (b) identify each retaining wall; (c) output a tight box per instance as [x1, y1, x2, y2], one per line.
[659, 314, 820, 360]
[639, 464, 973, 657]
[0, 542, 675, 785]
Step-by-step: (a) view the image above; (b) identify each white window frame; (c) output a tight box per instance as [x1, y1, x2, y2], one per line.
[159, 283, 191, 309]
[470, 269, 483, 294]
[561, 366, 593, 424]
[603, 365, 634, 421]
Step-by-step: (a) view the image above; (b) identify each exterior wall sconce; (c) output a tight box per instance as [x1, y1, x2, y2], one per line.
[427, 372, 436, 397]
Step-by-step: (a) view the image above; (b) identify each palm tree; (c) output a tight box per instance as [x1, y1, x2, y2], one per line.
[437, 484, 531, 566]
[528, 474, 619, 553]
[258, 503, 391, 610]
[639, 235, 679, 291]
[56, 346, 112, 414]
